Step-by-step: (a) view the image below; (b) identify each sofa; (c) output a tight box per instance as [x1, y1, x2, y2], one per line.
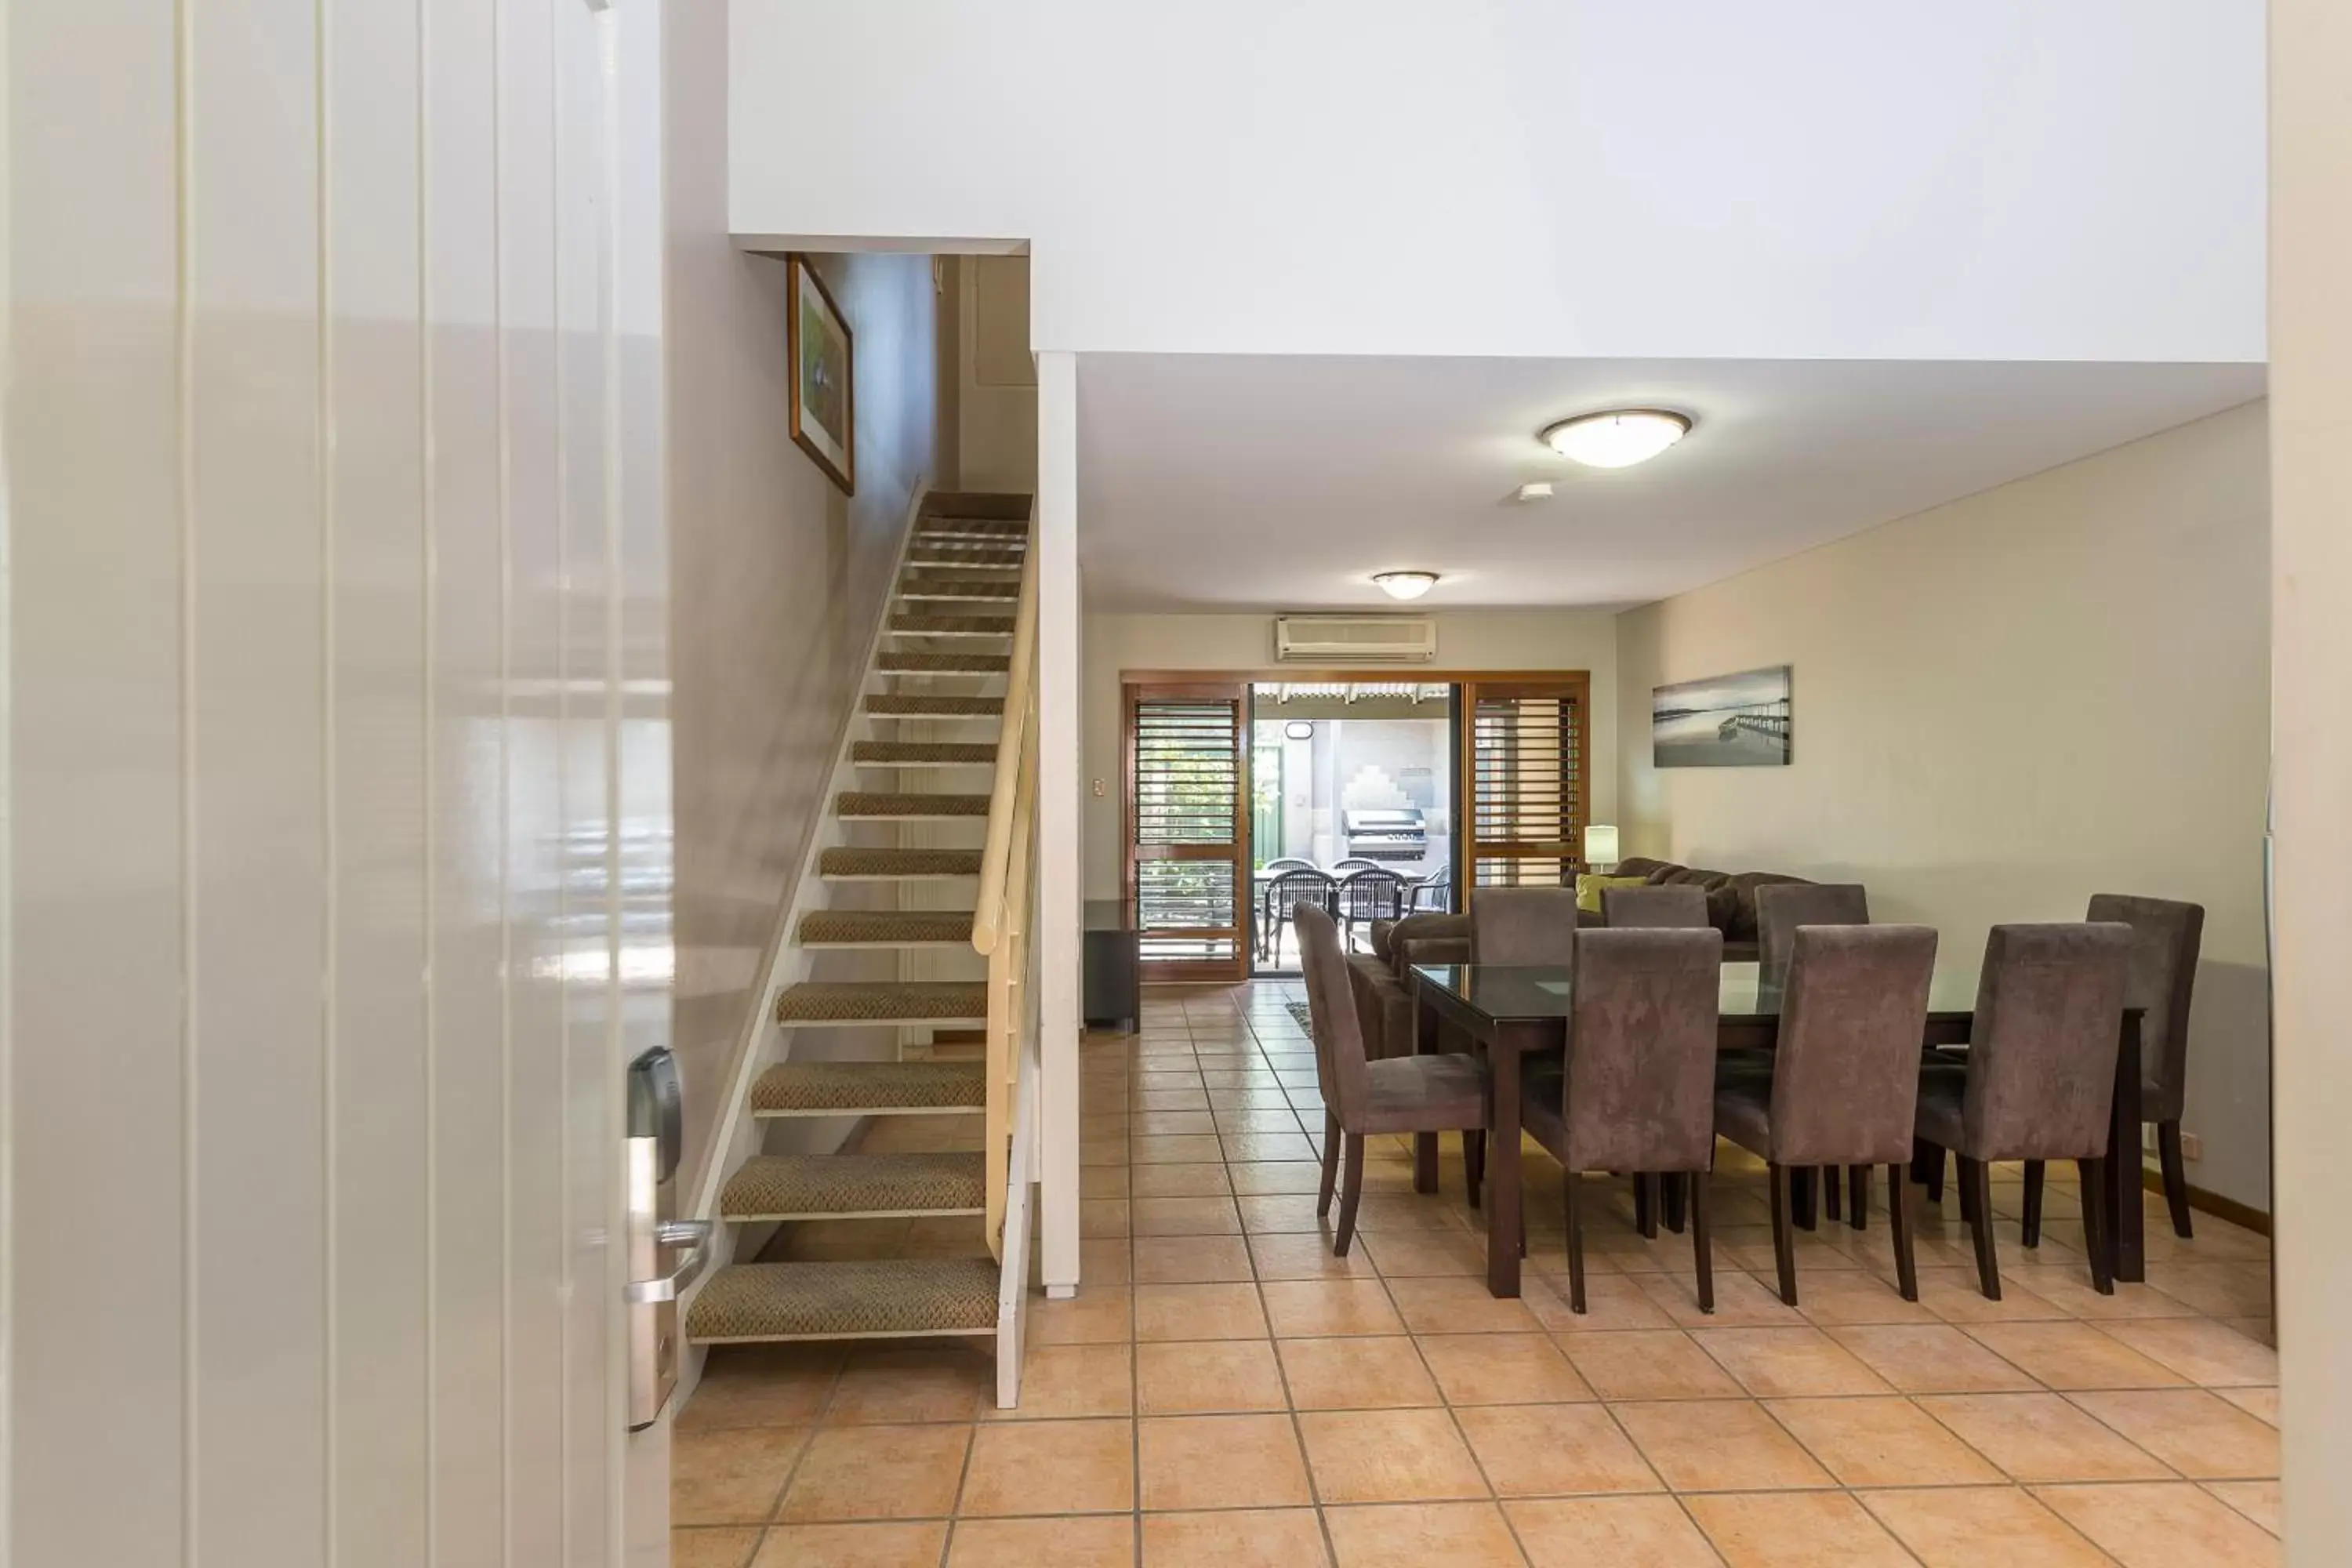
[1610, 856, 1813, 964]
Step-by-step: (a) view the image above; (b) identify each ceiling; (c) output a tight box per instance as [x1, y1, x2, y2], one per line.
[1075, 354, 2264, 612]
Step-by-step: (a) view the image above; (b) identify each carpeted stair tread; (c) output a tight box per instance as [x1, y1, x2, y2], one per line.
[752, 1058, 987, 1113]
[907, 548, 1025, 568]
[877, 651, 1011, 673]
[899, 579, 1019, 600]
[851, 741, 999, 765]
[720, 1152, 987, 1218]
[891, 613, 1018, 637]
[688, 1258, 999, 1341]
[799, 909, 976, 946]
[773, 981, 988, 1025]
[866, 693, 1005, 716]
[818, 846, 985, 877]
[837, 790, 991, 817]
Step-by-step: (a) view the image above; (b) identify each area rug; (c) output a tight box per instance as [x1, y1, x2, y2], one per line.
[1286, 1001, 1314, 1033]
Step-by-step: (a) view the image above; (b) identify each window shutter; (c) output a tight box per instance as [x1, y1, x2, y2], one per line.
[1126, 686, 1247, 978]
[1462, 682, 1585, 888]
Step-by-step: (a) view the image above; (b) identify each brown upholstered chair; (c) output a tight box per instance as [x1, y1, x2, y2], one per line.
[1755, 883, 1871, 969]
[1524, 926, 1725, 1312]
[2067, 893, 2205, 1240]
[1715, 925, 1940, 1305]
[1601, 883, 1711, 928]
[1915, 922, 2132, 1299]
[1297, 904, 1490, 1254]
[1469, 887, 1578, 965]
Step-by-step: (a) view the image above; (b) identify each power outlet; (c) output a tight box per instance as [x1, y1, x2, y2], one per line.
[2179, 1130, 2203, 1162]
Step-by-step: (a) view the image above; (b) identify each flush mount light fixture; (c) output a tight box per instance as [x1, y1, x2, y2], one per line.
[1372, 571, 1439, 601]
[1541, 408, 1693, 468]
[1283, 720, 1316, 741]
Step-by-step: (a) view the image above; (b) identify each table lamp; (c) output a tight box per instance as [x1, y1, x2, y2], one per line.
[1582, 824, 1620, 873]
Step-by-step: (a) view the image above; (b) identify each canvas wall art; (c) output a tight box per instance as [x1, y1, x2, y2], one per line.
[787, 255, 855, 494]
[1653, 666, 1792, 768]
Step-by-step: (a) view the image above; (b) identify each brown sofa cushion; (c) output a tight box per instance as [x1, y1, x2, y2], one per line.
[1718, 871, 1813, 942]
[1613, 855, 1679, 882]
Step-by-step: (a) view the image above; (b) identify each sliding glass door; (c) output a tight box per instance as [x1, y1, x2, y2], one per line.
[1124, 681, 1249, 981]
[1459, 676, 1591, 892]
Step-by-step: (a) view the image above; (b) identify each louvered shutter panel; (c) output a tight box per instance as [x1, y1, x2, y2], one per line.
[1126, 685, 1247, 978]
[1463, 682, 1585, 889]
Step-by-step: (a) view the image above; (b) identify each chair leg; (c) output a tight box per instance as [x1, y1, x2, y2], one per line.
[2078, 1155, 2116, 1295]
[1957, 1158, 1980, 1225]
[1767, 1162, 1800, 1307]
[1316, 1112, 1341, 1218]
[1824, 1166, 1842, 1224]
[1886, 1161, 1919, 1302]
[1634, 1174, 1658, 1240]
[1564, 1167, 1588, 1315]
[1663, 1172, 1688, 1235]
[1848, 1165, 1869, 1232]
[1914, 1138, 1947, 1203]
[1792, 1165, 1820, 1232]
[1961, 1156, 2002, 1301]
[1334, 1134, 1367, 1256]
[1462, 1130, 1486, 1212]
[2158, 1121, 2194, 1239]
[2021, 1160, 2045, 1248]
[1690, 1167, 1715, 1315]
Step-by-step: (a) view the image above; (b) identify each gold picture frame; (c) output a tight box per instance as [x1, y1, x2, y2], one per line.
[786, 255, 855, 494]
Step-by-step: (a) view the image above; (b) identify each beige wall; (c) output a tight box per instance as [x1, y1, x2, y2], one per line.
[955, 255, 1039, 492]
[1617, 403, 2272, 1209]
[665, 2, 942, 1196]
[1083, 609, 1622, 902]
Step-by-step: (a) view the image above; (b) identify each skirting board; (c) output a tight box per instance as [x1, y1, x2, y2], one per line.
[2144, 1164, 2272, 1236]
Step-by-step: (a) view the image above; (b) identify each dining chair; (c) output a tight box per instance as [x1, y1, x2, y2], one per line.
[1915, 922, 2132, 1299]
[1755, 883, 1871, 968]
[1408, 869, 1453, 913]
[1600, 883, 1711, 928]
[1331, 857, 1379, 875]
[1468, 887, 1579, 965]
[1523, 926, 1725, 1312]
[1262, 856, 1316, 873]
[1334, 867, 1408, 953]
[1261, 867, 1337, 963]
[1714, 924, 1940, 1305]
[1296, 904, 1490, 1254]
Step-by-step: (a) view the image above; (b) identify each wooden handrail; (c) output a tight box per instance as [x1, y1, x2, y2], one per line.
[977, 510, 1040, 1258]
[973, 515, 1040, 956]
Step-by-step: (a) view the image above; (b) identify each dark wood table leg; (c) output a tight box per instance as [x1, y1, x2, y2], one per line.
[2102, 1012, 2146, 1283]
[1484, 1022, 1527, 1298]
[1411, 985, 1439, 1193]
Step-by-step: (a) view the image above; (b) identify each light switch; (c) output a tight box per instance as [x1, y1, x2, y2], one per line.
[1091, 779, 1107, 797]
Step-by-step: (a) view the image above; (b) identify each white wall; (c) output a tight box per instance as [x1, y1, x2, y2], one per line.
[955, 256, 1037, 492]
[1083, 610, 1621, 901]
[1616, 404, 2271, 1209]
[731, 0, 2264, 365]
[6, 0, 662, 1561]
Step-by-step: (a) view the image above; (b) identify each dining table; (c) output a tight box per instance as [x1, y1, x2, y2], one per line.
[1410, 959, 2146, 1299]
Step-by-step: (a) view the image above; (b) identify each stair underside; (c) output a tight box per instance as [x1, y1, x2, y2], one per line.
[688, 1258, 999, 1342]
[773, 981, 987, 1026]
[721, 1152, 985, 1220]
[798, 909, 975, 946]
[878, 651, 1011, 673]
[751, 1058, 987, 1115]
[851, 740, 998, 765]
[818, 846, 983, 879]
[837, 790, 989, 818]
[866, 694, 1004, 716]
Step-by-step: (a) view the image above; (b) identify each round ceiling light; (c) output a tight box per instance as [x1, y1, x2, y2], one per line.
[1372, 571, 1439, 601]
[1541, 408, 1692, 468]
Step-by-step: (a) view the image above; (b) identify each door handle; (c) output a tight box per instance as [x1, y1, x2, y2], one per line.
[626, 1219, 711, 1305]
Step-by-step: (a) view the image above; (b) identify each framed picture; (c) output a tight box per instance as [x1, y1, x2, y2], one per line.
[1653, 666, 1792, 768]
[786, 255, 855, 494]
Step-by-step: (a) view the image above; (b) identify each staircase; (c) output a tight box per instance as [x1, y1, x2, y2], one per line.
[683, 492, 1044, 1392]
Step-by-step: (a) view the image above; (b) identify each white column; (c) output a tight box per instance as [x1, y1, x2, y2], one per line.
[1035, 349, 1083, 1295]
[2270, 0, 2352, 1553]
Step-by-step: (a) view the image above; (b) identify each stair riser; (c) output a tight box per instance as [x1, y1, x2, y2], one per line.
[798, 939, 971, 949]
[724, 1205, 985, 1222]
[753, 1105, 984, 1118]
[694, 1328, 996, 1345]
[818, 873, 982, 883]
[773, 1015, 989, 1029]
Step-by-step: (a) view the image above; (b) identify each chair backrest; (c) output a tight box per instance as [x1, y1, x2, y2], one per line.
[1262, 856, 1316, 873]
[1601, 883, 1710, 929]
[1755, 882, 1871, 968]
[1768, 925, 1940, 1167]
[1331, 858, 1377, 874]
[2085, 893, 2204, 1120]
[1562, 927, 1724, 1171]
[1294, 903, 1371, 1123]
[1410, 869, 1453, 913]
[1962, 922, 2132, 1160]
[1265, 868, 1337, 924]
[1470, 887, 1578, 965]
[1337, 867, 1406, 922]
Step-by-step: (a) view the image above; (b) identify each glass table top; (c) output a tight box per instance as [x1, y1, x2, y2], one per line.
[1411, 960, 1987, 1023]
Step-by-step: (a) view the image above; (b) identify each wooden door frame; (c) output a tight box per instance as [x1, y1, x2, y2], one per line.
[1457, 673, 1594, 899]
[1122, 680, 1251, 982]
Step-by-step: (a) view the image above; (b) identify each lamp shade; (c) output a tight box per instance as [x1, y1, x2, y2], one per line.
[1582, 824, 1620, 869]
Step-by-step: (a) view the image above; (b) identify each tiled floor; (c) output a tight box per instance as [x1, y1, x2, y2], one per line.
[673, 982, 2280, 1566]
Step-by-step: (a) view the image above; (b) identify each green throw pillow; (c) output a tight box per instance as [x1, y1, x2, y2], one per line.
[1576, 873, 1652, 915]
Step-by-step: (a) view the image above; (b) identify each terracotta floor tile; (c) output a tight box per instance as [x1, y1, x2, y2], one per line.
[1635, 1268, 1807, 1328]
[1612, 1399, 1835, 1492]
[1248, 1232, 1377, 1280]
[1559, 1330, 1743, 1401]
[1082, 1237, 1134, 1286]
[990, 1343, 1133, 1420]
[958, 1418, 1135, 1515]
[2067, 1388, 2280, 1479]
[1261, 1278, 1406, 1337]
[946, 1515, 1135, 1567]
[2204, 1479, 2281, 1535]
[1142, 1509, 1330, 1566]
[1765, 1396, 2002, 1487]
[1276, 1334, 1442, 1410]
[2036, 1480, 2281, 1566]
[670, 1426, 808, 1525]
[1130, 1112, 1213, 1138]
[1910, 1265, 2068, 1323]
[1962, 1319, 2189, 1390]
[1456, 1402, 1661, 1497]
[1298, 1407, 1491, 1503]
[1359, 1229, 1491, 1277]
[680, 1346, 843, 1430]
[1133, 1134, 1223, 1163]
[1788, 1267, 1939, 1326]
[1827, 1323, 2038, 1394]
[1029, 1287, 1134, 1346]
[1526, 1272, 1677, 1332]
[2144, 1262, 2275, 1319]
[2008, 1264, 2198, 1323]
[1130, 1162, 1234, 1199]
[1505, 1495, 1721, 1566]
[1690, 1327, 1893, 1397]
[826, 1343, 993, 1424]
[1684, 1490, 1916, 1567]
[2098, 1317, 2279, 1387]
[1915, 1393, 2170, 1484]
[1385, 1274, 1546, 1334]
[1229, 1160, 1329, 1196]
[1238, 1193, 1329, 1232]
[1080, 1200, 1133, 1239]
[1131, 1196, 1244, 1236]
[778, 1425, 969, 1523]
[2218, 1385, 2279, 1425]
[1133, 1282, 1268, 1341]
[1136, 1338, 1289, 1414]
[1138, 1412, 1314, 1511]
[1083, 1165, 1133, 1200]
[1857, 1486, 2108, 1567]
[1131, 1233, 1254, 1284]
[1418, 1333, 1595, 1406]
[756, 1522, 951, 1568]
[674, 1526, 763, 1568]
[1321, 1502, 1526, 1567]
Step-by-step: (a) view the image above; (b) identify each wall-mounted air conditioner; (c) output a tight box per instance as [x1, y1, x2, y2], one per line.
[1273, 615, 1438, 662]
